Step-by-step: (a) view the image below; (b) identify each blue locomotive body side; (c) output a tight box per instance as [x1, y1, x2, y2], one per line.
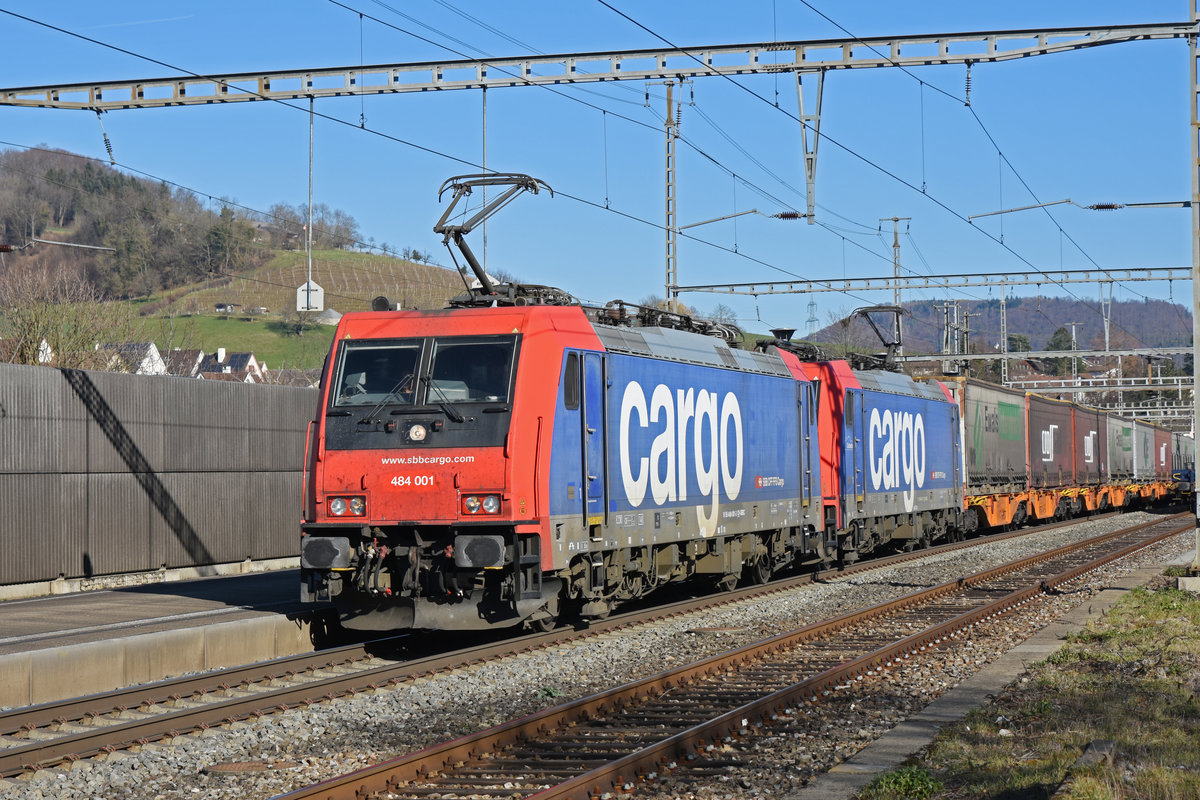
[604, 353, 805, 518]
[839, 383, 962, 528]
[547, 347, 821, 550]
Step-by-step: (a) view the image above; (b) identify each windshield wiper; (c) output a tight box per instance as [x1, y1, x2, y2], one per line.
[359, 373, 414, 424]
[423, 376, 466, 423]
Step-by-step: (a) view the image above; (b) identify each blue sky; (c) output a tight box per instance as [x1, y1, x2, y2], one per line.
[1, 1, 1193, 342]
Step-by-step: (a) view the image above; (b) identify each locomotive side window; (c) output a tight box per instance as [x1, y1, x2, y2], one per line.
[563, 352, 579, 410]
[429, 336, 516, 402]
[334, 341, 422, 407]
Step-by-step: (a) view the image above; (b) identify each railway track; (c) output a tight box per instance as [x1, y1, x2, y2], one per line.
[270, 513, 1189, 800]
[0, 510, 1176, 780]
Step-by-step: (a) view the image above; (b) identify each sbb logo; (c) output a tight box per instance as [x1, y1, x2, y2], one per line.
[1083, 430, 1098, 463]
[619, 381, 744, 533]
[867, 407, 926, 512]
[1041, 424, 1059, 462]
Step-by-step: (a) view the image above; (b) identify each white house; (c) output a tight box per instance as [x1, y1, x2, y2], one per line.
[96, 342, 167, 375]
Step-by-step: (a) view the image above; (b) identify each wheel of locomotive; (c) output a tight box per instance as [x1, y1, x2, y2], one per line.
[711, 573, 739, 593]
[526, 591, 562, 633]
[837, 523, 861, 567]
[743, 550, 772, 585]
[308, 609, 351, 649]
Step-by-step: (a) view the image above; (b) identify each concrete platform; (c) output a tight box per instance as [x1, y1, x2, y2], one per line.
[780, 549, 1196, 800]
[0, 570, 322, 709]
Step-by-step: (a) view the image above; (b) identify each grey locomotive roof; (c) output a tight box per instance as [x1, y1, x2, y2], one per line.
[593, 324, 791, 377]
[855, 369, 949, 402]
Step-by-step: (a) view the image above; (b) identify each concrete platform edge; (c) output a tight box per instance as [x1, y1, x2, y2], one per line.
[779, 550, 1196, 800]
[0, 612, 314, 709]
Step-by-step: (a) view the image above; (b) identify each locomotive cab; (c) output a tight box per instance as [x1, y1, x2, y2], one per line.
[300, 305, 600, 631]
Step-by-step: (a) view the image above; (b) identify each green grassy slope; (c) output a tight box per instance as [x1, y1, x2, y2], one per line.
[139, 249, 464, 370]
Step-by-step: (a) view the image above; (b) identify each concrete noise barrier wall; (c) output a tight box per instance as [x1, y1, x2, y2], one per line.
[0, 364, 316, 587]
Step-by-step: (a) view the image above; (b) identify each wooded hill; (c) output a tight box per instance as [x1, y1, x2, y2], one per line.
[0, 146, 373, 298]
[0, 146, 464, 369]
[811, 295, 1191, 359]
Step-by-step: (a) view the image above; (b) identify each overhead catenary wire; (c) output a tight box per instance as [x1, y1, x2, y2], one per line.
[0, 7, 904, 316]
[785, 0, 1168, 342]
[595, 0, 1162, 350]
[790, 0, 1121, 271]
[341, 0, 914, 272]
[1, 6, 1170, 346]
[0, 4, 879, 305]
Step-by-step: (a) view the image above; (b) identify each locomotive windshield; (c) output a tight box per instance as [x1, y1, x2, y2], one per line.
[331, 335, 517, 408]
[428, 337, 515, 402]
[334, 340, 422, 407]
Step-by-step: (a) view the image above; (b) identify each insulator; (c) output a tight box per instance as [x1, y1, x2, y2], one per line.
[775, 211, 804, 220]
[95, 110, 115, 165]
[964, 63, 972, 107]
[1087, 202, 1123, 211]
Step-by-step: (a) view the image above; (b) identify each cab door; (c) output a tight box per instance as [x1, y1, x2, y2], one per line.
[951, 405, 963, 502]
[799, 383, 815, 509]
[845, 390, 865, 509]
[582, 353, 606, 530]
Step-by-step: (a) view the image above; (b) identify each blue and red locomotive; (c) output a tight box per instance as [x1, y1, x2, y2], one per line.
[298, 174, 1186, 633]
[298, 294, 970, 632]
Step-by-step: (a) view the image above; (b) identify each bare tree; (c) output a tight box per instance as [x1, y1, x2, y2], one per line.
[707, 303, 738, 324]
[156, 301, 198, 355]
[818, 307, 874, 359]
[0, 263, 144, 367]
[638, 294, 698, 316]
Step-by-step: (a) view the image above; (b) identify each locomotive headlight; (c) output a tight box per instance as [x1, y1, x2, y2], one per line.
[461, 494, 501, 515]
[408, 423, 428, 442]
[328, 496, 366, 516]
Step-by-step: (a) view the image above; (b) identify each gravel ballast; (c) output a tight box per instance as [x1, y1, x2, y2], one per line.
[1, 511, 1189, 800]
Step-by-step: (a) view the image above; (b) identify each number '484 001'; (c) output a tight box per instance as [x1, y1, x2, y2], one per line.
[390, 475, 434, 487]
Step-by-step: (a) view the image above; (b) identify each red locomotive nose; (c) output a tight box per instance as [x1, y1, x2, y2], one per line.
[319, 445, 508, 524]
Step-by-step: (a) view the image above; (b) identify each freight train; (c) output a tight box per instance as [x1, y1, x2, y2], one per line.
[943, 378, 1193, 532]
[298, 174, 1192, 633]
[298, 294, 1192, 633]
